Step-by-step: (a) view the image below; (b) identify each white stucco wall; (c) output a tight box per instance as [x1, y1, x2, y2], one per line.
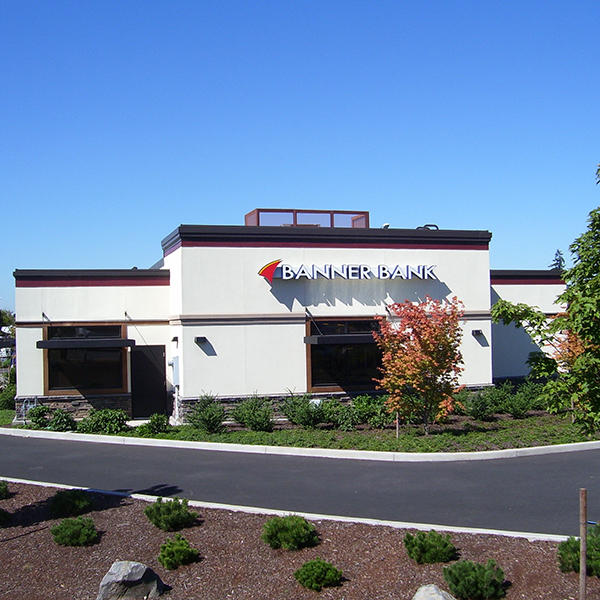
[15, 327, 44, 396]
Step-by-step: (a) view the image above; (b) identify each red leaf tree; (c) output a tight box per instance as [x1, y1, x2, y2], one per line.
[373, 296, 465, 435]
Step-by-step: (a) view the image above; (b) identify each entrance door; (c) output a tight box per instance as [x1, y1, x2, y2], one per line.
[131, 345, 167, 418]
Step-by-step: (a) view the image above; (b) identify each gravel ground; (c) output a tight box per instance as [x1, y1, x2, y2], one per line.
[0, 482, 597, 600]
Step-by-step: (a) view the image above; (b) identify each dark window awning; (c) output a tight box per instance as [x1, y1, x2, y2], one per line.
[304, 334, 375, 345]
[36, 338, 136, 349]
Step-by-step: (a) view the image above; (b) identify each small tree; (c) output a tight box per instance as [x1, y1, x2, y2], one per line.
[549, 249, 565, 271]
[373, 296, 464, 435]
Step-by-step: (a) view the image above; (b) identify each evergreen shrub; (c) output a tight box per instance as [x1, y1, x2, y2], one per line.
[48, 409, 76, 431]
[352, 394, 393, 428]
[321, 398, 360, 431]
[26, 405, 51, 428]
[0, 383, 15, 410]
[404, 530, 459, 564]
[467, 392, 496, 422]
[294, 558, 343, 591]
[557, 525, 600, 575]
[77, 409, 129, 434]
[281, 394, 323, 428]
[443, 559, 506, 600]
[261, 515, 319, 550]
[148, 413, 170, 434]
[0, 480, 10, 499]
[49, 489, 94, 518]
[158, 533, 200, 569]
[187, 395, 226, 433]
[516, 380, 546, 411]
[144, 497, 198, 531]
[231, 396, 274, 432]
[51, 516, 99, 546]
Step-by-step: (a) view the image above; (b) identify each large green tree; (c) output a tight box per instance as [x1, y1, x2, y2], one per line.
[492, 205, 600, 432]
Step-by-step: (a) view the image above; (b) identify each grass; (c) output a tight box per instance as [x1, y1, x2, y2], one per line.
[121, 413, 600, 453]
[0, 410, 14, 426]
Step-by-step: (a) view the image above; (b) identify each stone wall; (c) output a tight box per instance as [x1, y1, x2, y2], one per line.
[14, 394, 132, 421]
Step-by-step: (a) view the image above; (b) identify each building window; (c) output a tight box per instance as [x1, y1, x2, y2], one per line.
[308, 319, 381, 390]
[44, 325, 126, 393]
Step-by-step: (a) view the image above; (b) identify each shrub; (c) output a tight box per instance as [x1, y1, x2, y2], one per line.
[294, 558, 343, 591]
[77, 409, 130, 434]
[51, 516, 99, 546]
[261, 515, 319, 550]
[48, 409, 76, 432]
[26, 405, 51, 428]
[516, 380, 546, 411]
[49, 489, 94, 518]
[503, 391, 530, 419]
[158, 533, 200, 569]
[187, 395, 226, 433]
[557, 525, 600, 575]
[404, 530, 459, 564]
[0, 507, 11, 527]
[231, 396, 274, 432]
[144, 497, 198, 531]
[281, 394, 323, 428]
[148, 413, 170, 434]
[352, 395, 394, 428]
[0, 383, 15, 410]
[443, 559, 506, 600]
[452, 388, 472, 415]
[466, 392, 496, 422]
[0, 480, 10, 500]
[321, 398, 360, 431]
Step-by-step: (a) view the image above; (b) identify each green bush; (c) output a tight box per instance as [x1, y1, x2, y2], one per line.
[231, 396, 274, 432]
[281, 394, 323, 428]
[516, 380, 546, 411]
[352, 395, 394, 428]
[9, 367, 16, 385]
[50, 516, 99, 546]
[294, 558, 343, 591]
[443, 559, 506, 600]
[187, 395, 226, 433]
[158, 533, 200, 569]
[144, 497, 198, 531]
[404, 530, 459, 564]
[48, 409, 76, 432]
[452, 388, 472, 415]
[148, 413, 170, 434]
[261, 515, 319, 550]
[77, 409, 130, 434]
[26, 404, 51, 428]
[503, 391, 530, 419]
[0, 383, 15, 410]
[321, 398, 360, 431]
[466, 392, 496, 422]
[0, 507, 11, 527]
[558, 525, 600, 575]
[49, 489, 94, 518]
[0, 480, 10, 500]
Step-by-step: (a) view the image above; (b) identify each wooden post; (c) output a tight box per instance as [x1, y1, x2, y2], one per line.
[580, 488, 587, 600]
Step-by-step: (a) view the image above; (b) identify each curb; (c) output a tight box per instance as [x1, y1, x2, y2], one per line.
[0, 475, 570, 543]
[2, 426, 600, 462]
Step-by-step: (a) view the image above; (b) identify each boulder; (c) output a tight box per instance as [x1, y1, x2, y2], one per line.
[96, 561, 168, 600]
[412, 584, 457, 600]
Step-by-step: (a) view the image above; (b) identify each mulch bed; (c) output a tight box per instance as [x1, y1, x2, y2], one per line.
[1, 482, 598, 600]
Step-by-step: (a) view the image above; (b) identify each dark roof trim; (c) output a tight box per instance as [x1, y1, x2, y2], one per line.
[36, 338, 136, 349]
[162, 225, 492, 256]
[304, 334, 375, 345]
[14, 269, 170, 288]
[490, 270, 564, 285]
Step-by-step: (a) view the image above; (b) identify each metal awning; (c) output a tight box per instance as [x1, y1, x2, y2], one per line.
[36, 338, 136, 349]
[303, 334, 375, 345]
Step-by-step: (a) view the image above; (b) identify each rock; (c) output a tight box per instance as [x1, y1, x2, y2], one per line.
[96, 561, 168, 600]
[412, 584, 457, 600]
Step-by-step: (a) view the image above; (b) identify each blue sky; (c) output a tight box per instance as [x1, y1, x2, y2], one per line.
[2, 1, 599, 311]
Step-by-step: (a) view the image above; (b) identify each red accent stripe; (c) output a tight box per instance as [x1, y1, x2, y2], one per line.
[172, 240, 489, 251]
[491, 278, 564, 285]
[16, 277, 170, 288]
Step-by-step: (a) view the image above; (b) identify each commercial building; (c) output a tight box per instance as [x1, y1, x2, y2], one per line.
[13, 209, 564, 420]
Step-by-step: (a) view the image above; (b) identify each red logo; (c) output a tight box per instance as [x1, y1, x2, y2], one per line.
[258, 259, 281, 284]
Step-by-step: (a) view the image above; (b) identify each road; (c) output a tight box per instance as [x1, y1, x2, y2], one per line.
[1, 435, 599, 535]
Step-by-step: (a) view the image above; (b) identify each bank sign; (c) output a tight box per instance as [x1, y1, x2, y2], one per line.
[258, 259, 436, 284]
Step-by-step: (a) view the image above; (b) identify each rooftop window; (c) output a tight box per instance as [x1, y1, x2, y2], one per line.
[244, 208, 369, 228]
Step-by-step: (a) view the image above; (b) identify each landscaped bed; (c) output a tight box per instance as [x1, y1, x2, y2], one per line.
[0, 481, 598, 600]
